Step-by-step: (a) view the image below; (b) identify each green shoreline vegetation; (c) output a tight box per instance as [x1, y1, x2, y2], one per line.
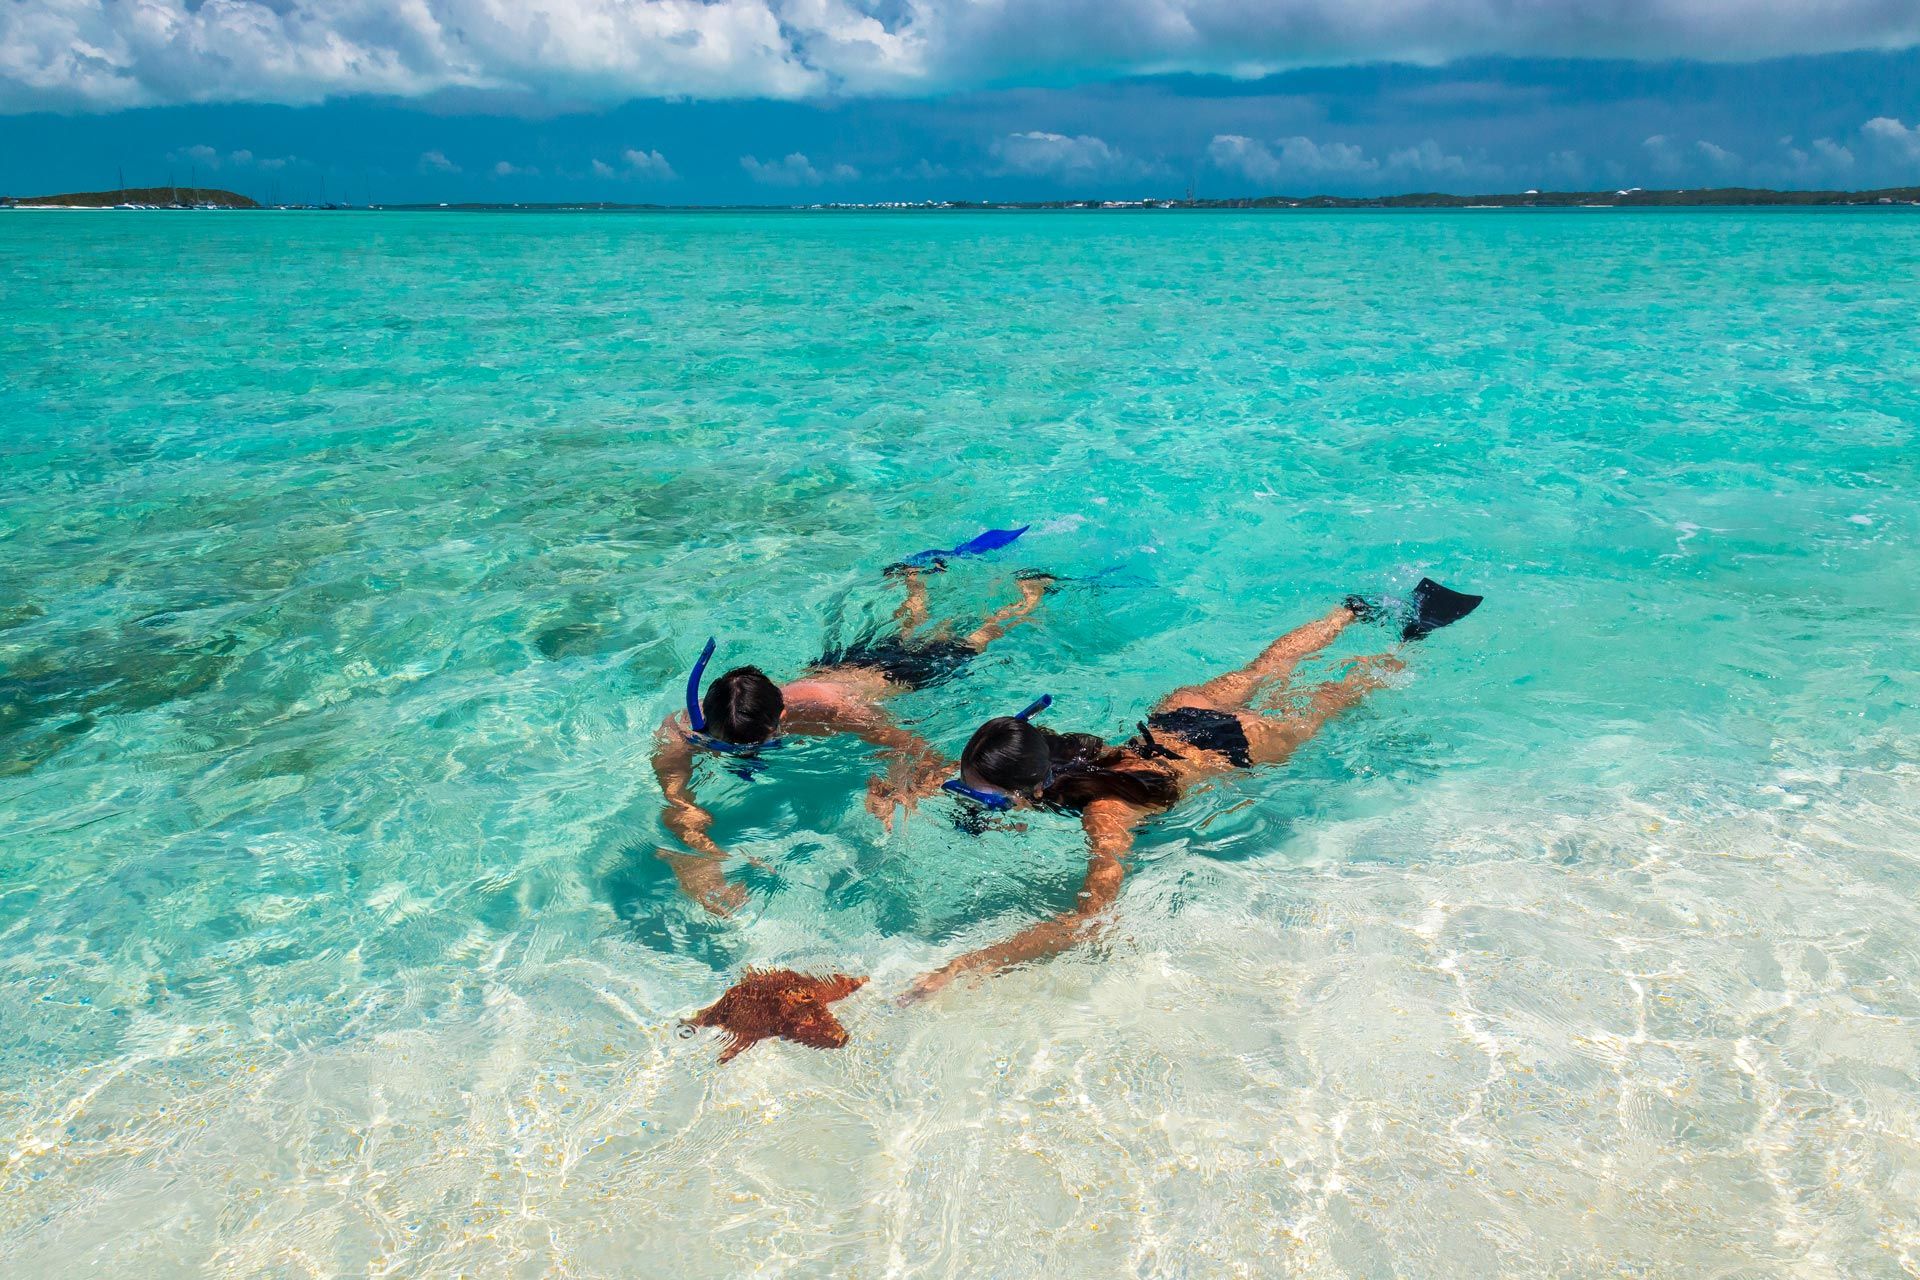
[4, 186, 260, 209]
[4, 184, 1918, 212]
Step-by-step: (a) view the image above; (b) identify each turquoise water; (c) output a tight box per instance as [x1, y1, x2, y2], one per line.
[3, 209, 1919, 1276]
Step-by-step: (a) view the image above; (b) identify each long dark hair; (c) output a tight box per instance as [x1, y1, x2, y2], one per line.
[959, 718, 1179, 812]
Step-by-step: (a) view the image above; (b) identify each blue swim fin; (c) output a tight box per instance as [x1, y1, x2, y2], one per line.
[1401, 578, 1483, 641]
[891, 525, 1030, 572]
[949, 526, 1029, 557]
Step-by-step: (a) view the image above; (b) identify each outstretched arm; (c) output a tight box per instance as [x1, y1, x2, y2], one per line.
[651, 723, 745, 916]
[795, 697, 953, 827]
[902, 797, 1140, 1002]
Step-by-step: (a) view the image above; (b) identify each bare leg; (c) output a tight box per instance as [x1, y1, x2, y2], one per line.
[1240, 653, 1401, 767]
[892, 567, 931, 639]
[1154, 604, 1358, 713]
[963, 574, 1053, 652]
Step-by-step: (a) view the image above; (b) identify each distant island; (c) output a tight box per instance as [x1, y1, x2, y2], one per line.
[371, 186, 1920, 211]
[1162, 186, 1920, 210]
[6, 185, 1918, 213]
[4, 186, 259, 209]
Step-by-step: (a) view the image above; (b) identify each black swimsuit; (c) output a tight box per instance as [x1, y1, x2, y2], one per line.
[815, 635, 979, 691]
[1136, 706, 1254, 769]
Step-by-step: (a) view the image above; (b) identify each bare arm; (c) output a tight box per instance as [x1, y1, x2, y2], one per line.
[902, 797, 1140, 1002]
[795, 697, 953, 827]
[651, 721, 745, 916]
[833, 702, 949, 776]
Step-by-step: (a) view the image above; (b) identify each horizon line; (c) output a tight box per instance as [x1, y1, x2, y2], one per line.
[8, 184, 1920, 212]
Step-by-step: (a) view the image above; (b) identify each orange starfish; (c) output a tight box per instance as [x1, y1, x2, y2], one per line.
[687, 968, 867, 1064]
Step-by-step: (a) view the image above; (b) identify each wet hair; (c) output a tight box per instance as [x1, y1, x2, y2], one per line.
[959, 717, 1180, 812]
[701, 666, 784, 744]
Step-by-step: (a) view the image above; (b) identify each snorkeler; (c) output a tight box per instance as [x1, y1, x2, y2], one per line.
[902, 578, 1482, 1002]
[653, 561, 1054, 915]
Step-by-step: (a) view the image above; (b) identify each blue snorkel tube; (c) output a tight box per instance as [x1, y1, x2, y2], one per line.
[684, 637, 786, 757]
[941, 694, 1053, 811]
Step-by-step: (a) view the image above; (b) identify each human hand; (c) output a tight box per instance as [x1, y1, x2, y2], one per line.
[896, 966, 956, 1006]
[866, 774, 906, 830]
[697, 879, 748, 917]
[866, 763, 946, 831]
[661, 846, 748, 917]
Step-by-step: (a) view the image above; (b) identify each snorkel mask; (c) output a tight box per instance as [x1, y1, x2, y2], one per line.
[683, 637, 787, 758]
[941, 695, 1053, 811]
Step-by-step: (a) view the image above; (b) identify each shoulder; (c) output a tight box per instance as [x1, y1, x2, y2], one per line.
[653, 714, 693, 754]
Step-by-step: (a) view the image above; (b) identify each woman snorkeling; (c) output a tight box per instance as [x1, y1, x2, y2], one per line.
[653, 562, 1054, 915]
[902, 578, 1482, 1003]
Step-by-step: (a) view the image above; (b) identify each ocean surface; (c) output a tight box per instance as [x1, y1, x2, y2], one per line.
[2, 209, 1918, 1277]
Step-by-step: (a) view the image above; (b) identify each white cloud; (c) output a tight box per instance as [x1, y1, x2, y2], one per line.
[622, 147, 676, 179]
[1386, 138, 1476, 178]
[740, 152, 855, 186]
[894, 158, 951, 181]
[1864, 117, 1920, 161]
[1642, 134, 1683, 175]
[593, 148, 676, 180]
[990, 131, 1135, 178]
[1814, 138, 1856, 167]
[493, 159, 535, 177]
[160, 142, 294, 180]
[1208, 134, 1376, 183]
[217, 148, 292, 169]
[1781, 136, 1854, 180]
[1642, 132, 1872, 186]
[1544, 149, 1586, 184]
[1208, 133, 1488, 188]
[1695, 139, 1740, 169]
[8, 1, 1920, 113]
[0, 0, 885, 111]
[419, 149, 460, 174]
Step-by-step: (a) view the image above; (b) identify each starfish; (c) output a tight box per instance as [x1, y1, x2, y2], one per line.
[687, 968, 867, 1064]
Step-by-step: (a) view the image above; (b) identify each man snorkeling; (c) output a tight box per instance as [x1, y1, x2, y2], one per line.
[903, 578, 1483, 1002]
[653, 560, 1053, 915]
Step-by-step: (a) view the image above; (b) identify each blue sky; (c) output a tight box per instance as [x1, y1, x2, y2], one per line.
[4, 2, 1920, 202]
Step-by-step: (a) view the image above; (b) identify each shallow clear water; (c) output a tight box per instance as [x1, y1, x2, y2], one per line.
[2, 209, 1918, 1276]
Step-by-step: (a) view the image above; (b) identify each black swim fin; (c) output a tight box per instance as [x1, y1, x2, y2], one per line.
[1401, 577, 1483, 641]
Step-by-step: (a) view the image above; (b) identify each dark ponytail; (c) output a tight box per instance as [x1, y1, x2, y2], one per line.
[960, 719, 1179, 813]
[1037, 726, 1181, 812]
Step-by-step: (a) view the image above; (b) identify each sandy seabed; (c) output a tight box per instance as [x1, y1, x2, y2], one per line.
[7, 760, 1916, 1279]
